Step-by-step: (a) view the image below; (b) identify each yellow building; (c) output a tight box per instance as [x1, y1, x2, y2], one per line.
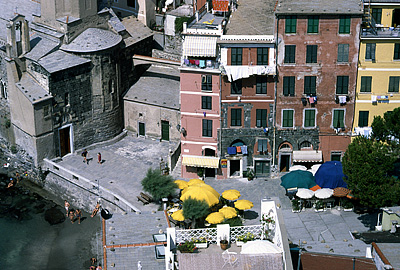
[354, 1, 400, 137]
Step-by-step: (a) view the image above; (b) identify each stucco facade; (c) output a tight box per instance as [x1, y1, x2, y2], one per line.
[275, 6, 362, 169]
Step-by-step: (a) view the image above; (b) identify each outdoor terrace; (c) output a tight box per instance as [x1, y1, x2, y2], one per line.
[361, 26, 400, 38]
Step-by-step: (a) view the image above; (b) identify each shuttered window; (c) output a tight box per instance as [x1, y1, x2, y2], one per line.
[256, 109, 268, 128]
[202, 119, 212, 137]
[257, 48, 269, 65]
[333, 110, 345, 128]
[285, 16, 297, 34]
[304, 109, 316, 127]
[304, 76, 316, 95]
[306, 45, 318, 63]
[358, 111, 369, 127]
[256, 76, 267, 94]
[336, 76, 349, 95]
[231, 48, 242, 65]
[283, 76, 295, 96]
[338, 44, 349, 63]
[307, 16, 319, 33]
[360, 76, 372, 92]
[365, 43, 376, 61]
[201, 96, 212, 110]
[339, 16, 351, 34]
[284, 45, 296, 63]
[388, 76, 400, 92]
[231, 108, 242, 126]
[282, 110, 294, 128]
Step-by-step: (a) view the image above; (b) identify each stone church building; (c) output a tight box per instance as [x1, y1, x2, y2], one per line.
[2, 0, 153, 165]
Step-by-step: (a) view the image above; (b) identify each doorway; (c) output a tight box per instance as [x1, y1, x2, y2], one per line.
[138, 122, 145, 136]
[280, 154, 291, 172]
[204, 148, 216, 177]
[393, 9, 400, 27]
[229, 159, 241, 177]
[161, 120, 169, 141]
[255, 160, 270, 176]
[59, 126, 71, 157]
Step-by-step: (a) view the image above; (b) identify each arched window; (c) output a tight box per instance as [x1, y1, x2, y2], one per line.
[279, 142, 292, 151]
[300, 141, 312, 150]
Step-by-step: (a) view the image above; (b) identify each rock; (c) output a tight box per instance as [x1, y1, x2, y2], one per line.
[44, 206, 66, 225]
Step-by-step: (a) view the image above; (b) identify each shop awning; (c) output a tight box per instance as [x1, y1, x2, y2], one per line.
[183, 36, 218, 57]
[293, 151, 323, 163]
[182, 155, 220, 168]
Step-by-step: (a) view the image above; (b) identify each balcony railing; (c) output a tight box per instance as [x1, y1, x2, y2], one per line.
[362, 26, 400, 38]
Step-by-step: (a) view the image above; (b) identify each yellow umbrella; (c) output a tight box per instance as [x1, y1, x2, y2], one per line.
[219, 207, 238, 219]
[180, 186, 219, 207]
[206, 212, 225, 224]
[234, 200, 254, 210]
[182, 183, 220, 198]
[188, 178, 204, 186]
[221, 189, 241, 201]
[171, 209, 185, 221]
[174, 180, 188, 189]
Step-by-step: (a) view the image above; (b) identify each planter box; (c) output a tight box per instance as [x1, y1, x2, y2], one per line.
[236, 241, 244, 247]
[195, 243, 208, 249]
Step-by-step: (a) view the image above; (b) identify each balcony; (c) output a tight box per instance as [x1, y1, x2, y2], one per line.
[362, 26, 400, 38]
[181, 58, 219, 70]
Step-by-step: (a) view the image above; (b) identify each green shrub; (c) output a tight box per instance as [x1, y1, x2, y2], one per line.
[141, 168, 177, 201]
[175, 16, 191, 33]
[10, 145, 17, 154]
[222, 216, 243, 227]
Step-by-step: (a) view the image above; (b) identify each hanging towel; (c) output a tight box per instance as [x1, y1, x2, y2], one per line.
[339, 96, 347, 104]
[241, 145, 248, 155]
[371, 95, 377, 103]
[236, 146, 242, 153]
[184, 59, 190, 65]
[309, 97, 314, 104]
[301, 97, 307, 106]
[227, 147, 237, 155]
[195, 60, 200, 66]
[313, 96, 317, 103]
[189, 59, 196, 65]
[199, 60, 206, 68]
[206, 60, 212, 67]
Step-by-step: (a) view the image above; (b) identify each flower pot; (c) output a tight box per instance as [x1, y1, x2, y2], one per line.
[195, 243, 208, 249]
[220, 241, 229, 250]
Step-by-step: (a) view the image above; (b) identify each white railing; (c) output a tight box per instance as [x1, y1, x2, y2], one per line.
[43, 158, 140, 213]
[176, 227, 218, 243]
[230, 225, 263, 242]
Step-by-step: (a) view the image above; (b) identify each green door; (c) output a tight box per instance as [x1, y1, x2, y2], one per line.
[138, 122, 145, 136]
[161, 120, 169, 141]
[255, 161, 270, 176]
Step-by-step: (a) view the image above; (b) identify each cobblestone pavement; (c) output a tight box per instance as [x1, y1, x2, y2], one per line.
[57, 135, 371, 269]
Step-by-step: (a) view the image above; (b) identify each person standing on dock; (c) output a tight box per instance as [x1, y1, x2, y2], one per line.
[82, 149, 88, 164]
[75, 209, 82, 224]
[64, 200, 70, 217]
[97, 153, 102, 164]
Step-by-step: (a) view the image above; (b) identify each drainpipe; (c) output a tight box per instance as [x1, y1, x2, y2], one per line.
[272, 16, 279, 168]
[219, 68, 222, 162]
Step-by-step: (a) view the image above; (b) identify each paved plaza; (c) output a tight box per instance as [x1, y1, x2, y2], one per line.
[57, 134, 371, 269]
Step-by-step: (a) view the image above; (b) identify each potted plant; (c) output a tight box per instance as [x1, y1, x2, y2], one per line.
[236, 232, 255, 247]
[177, 241, 197, 253]
[246, 168, 255, 181]
[315, 200, 324, 212]
[341, 198, 354, 211]
[220, 237, 229, 250]
[197, 168, 204, 178]
[192, 237, 208, 248]
[261, 212, 275, 240]
[292, 199, 301, 213]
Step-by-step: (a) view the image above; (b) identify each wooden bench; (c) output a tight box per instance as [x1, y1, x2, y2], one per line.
[137, 195, 150, 205]
[140, 192, 153, 202]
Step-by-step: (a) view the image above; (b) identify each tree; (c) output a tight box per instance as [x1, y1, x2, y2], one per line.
[342, 136, 400, 208]
[141, 168, 177, 201]
[182, 197, 209, 228]
[371, 107, 400, 145]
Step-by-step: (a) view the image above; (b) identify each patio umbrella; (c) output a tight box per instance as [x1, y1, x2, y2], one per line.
[289, 165, 307, 172]
[315, 188, 333, 199]
[171, 209, 185, 221]
[333, 187, 350, 197]
[315, 161, 347, 189]
[219, 206, 238, 219]
[221, 189, 241, 201]
[182, 183, 220, 198]
[281, 170, 316, 190]
[234, 200, 254, 210]
[188, 178, 204, 186]
[240, 240, 281, 254]
[180, 186, 219, 206]
[296, 188, 315, 199]
[174, 180, 188, 189]
[206, 212, 225, 224]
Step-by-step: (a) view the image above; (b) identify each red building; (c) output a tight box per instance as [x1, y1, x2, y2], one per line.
[275, 0, 362, 171]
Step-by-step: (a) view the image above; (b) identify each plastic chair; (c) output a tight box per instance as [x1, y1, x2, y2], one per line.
[222, 250, 238, 268]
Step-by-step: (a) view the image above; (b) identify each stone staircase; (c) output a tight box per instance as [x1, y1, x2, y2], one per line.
[171, 155, 182, 178]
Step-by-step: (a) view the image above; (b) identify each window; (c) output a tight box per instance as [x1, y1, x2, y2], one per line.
[336, 76, 349, 95]
[360, 76, 372, 92]
[304, 76, 316, 95]
[231, 80, 242, 95]
[306, 45, 318, 63]
[257, 48, 269, 65]
[300, 141, 312, 150]
[64, 92, 70, 106]
[257, 139, 268, 153]
[358, 111, 369, 127]
[283, 76, 295, 96]
[285, 16, 297, 34]
[284, 45, 296, 64]
[331, 152, 342, 161]
[372, 8, 382, 24]
[256, 76, 267, 94]
[307, 16, 319, 33]
[202, 119, 212, 137]
[394, 44, 400, 60]
[338, 44, 349, 62]
[333, 109, 345, 128]
[231, 48, 242, 65]
[138, 122, 145, 136]
[256, 109, 268, 128]
[127, 0, 135, 8]
[201, 96, 212, 110]
[339, 16, 351, 34]
[388, 76, 400, 92]
[282, 110, 294, 128]
[201, 75, 212, 91]
[304, 109, 316, 127]
[43, 105, 50, 117]
[365, 43, 376, 61]
[231, 108, 242, 126]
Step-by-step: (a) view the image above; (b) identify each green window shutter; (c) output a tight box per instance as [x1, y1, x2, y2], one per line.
[306, 45, 317, 63]
[336, 76, 349, 94]
[283, 77, 290, 96]
[304, 110, 315, 127]
[389, 77, 400, 92]
[208, 120, 212, 137]
[256, 109, 261, 127]
[358, 111, 369, 127]
[283, 110, 293, 127]
[285, 16, 297, 33]
[284, 45, 296, 63]
[334, 110, 344, 128]
[339, 16, 351, 34]
[308, 16, 319, 33]
[333, 110, 339, 128]
[372, 8, 382, 24]
[394, 44, 400, 60]
[360, 76, 372, 92]
[305, 76, 316, 95]
[339, 110, 344, 128]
